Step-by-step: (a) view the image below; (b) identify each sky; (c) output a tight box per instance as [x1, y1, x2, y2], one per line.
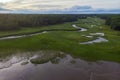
[0, 0, 120, 14]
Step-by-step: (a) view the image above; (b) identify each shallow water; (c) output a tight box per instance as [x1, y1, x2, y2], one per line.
[0, 52, 120, 80]
[90, 33, 105, 36]
[81, 37, 108, 44]
[72, 24, 87, 31]
[0, 31, 48, 40]
[81, 32, 108, 44]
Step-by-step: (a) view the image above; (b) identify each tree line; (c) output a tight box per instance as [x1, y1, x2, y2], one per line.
[106, 15, 120, 30]
[0, 14, 119, 31]
[0, 14, 81, 31]
[98, 14, 120, 31]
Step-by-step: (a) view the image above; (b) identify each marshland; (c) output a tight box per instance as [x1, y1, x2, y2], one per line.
[0, 14, 120, 80]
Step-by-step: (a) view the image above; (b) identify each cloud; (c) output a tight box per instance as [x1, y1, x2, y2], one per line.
[5, 5, 120, 14]
[0, 7, 11, 11]
[0, 0, 120, 14]
[0, 0, 120, 10]
[0, 0, 68, 10]
[0, 7, 12, 13]
[70, 6, 92, 10]
[45, 6, 120, 14]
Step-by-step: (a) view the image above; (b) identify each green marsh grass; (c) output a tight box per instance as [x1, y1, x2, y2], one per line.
[0, 17, 120, 62]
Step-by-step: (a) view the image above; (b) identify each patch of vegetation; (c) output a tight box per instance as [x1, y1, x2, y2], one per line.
[30, 51, 65, 64]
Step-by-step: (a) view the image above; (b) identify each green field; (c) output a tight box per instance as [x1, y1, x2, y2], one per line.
[0, 17, 120, 62]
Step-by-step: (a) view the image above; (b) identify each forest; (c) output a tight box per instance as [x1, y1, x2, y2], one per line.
[0, 14, 120, 31]
[107, 15, 120, 30]
[98, 14, 120, 30]
[0, 14, 79, 31]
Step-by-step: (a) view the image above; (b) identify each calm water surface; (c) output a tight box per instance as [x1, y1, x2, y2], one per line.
[0, 52, 120, 80]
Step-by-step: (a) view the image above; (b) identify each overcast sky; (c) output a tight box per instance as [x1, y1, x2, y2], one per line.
[0, 0, 120, 14]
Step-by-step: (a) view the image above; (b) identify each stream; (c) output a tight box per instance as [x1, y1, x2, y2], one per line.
[72, 24, 109, 44]
[0, 28, 80, 40]
[80, 37, 108, 44]
[0, 24, 84, 40]
[72, 24, 87, 31]
[0, 24, 109, 45]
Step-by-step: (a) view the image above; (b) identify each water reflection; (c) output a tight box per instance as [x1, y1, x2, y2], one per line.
[72, 24, 87, 31]
[0, 51, 120, 80]
[0, 31, 48, 40]
[80, 37, 108, 44]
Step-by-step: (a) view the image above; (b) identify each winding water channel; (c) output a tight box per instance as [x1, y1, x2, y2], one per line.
[0, 24, 108, 45]
[0, 24, 86, 40]
[0, 28, 80, 40]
